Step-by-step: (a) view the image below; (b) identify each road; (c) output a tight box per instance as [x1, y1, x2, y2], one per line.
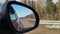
[20, 19, 35, 28]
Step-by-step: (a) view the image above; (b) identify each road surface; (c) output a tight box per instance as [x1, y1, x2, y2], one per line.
[20, 19, 35, 28]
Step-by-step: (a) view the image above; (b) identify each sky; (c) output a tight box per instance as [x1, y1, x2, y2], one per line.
[11, 4, 33, 18]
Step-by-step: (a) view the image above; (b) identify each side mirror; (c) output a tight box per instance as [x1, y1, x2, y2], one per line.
[7, 1, 39, 33]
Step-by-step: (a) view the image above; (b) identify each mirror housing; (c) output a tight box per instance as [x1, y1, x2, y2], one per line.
[7, 1, 39, 33]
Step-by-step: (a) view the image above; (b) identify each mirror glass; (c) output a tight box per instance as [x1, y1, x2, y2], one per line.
[9, 4, 35, 31]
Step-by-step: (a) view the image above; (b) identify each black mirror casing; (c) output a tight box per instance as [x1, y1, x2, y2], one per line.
[7, 1, 39, 33]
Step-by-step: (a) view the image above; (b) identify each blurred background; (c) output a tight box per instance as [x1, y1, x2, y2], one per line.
[0, 0, 60, 34]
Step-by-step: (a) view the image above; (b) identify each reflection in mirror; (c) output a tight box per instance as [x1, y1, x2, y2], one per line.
[9, 4, 35, 31]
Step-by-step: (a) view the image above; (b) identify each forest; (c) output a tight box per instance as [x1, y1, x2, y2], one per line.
[20, 0, 60, 20]
[0, 0, 60, 20]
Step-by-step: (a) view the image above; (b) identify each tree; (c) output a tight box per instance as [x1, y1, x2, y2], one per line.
[56, 0, 60, 20]
[21, 0, 48, 20]
[47, 0, 57, 20]
[21, 0, 40, 19]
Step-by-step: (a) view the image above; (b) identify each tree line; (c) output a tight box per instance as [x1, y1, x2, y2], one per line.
[20, 0, 60, 20]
